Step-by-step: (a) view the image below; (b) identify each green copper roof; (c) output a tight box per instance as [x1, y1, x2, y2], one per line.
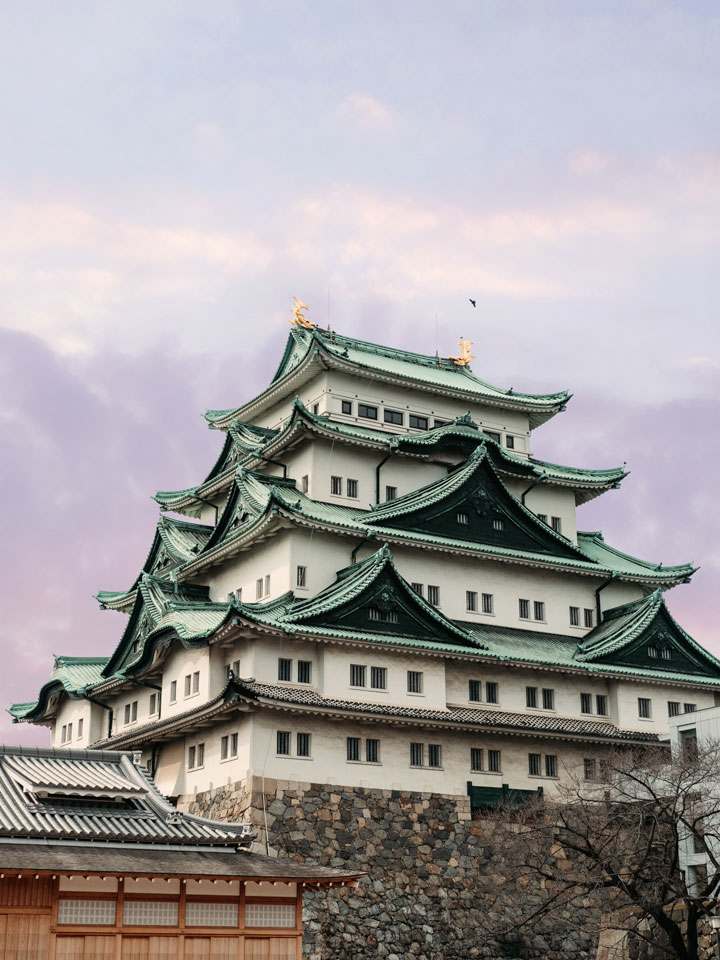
[205, 327, 571, 430]
[9, 656, 109, 721]
[576, 532, 694, 581]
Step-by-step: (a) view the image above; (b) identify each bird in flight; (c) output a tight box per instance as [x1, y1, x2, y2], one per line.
[469, 299, 476, 308]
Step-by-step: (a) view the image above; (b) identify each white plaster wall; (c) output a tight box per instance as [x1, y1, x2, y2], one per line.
[322, 644, 447, 709]
[156, 643, 212, 722]
[614, 680, 715, 734]
[503, 479, 579, 544]
[209, 531, 294, 603]
[181, 710, 252, 796]
[52, 698, 94, 748]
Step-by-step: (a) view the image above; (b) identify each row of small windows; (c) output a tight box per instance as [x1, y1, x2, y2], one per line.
[278, 657, 312, 684]
[60, 719, 83, 743]
[350, 664, 388, 689]
[640, 698, 696, 719]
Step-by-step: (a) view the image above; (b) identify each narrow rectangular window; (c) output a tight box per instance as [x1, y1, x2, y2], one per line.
[519, 599, 530, 619]
[197, 743, 204, 767]
[428, 744, 442, 768]
[580, 693, 592, 714]
[584, 608, 594, 628]
[470, 747, 483, 771]
[276, 731, 291, 755]
[296, 565, 307, 587]
[481, 593, 494, 614]
[434, 419, 449, 428]
[647, 645, 658, 658]
[542, 688, 554, 710]
[230, 733, 238, 756]
[492, 518, 504, 531]
[169, 680, 177, 703]
[278, 658, 292, 682]
[409, 414, 428, 430]
[638, 697, 652, 719]
[358, 403, 378, 420]
[534, 601, 545, 621]
[297, 660, 312, 684]
[264, 574, 270, 596]
[301, 475, 309, 494]
[668, 701, 681, 717]
[410, 742, 424, 766]
[77, 718, 83, 739]
[67, 722, 73, 741]
[347, 737, 360, 761]
[457, 511, 469, 525]
[371, 666, 387, 689]
[188, 746, 196, 769]
[505, 435, 515, 449]
[411, 582, 424, 596]
[350, 663, 366, 687]
[341, 400, 353, 415]
[427, 585, 440, 606]
[124, 704, 130, 724]
[569, 606, 580, 626]
[149, 693, 157, 715]
[60, 725, 66, 743]
[545, 755, 557, 778]
[526, 686, 538, 708]
[528, 753, 541, 776]
[385, 485, 397, 502]
[551, 517, 562, 533]
[488, 749, 501, 772]
[407, 670, 424, 694]
[537, 513, 548, 524]
[584, 759, 596, 781]
[484, 430, 501, 443]
[366, 738, 379, 763]
[192, 672, 199, 694]
[384, 409, 404, 425]
[346, 478, 359, 498]
[466, 590, 477, 611]
[684, 703, 697, 714]
[296, 733, 311, 757]
[596, 694, 608, 716]
[331, 475, 342, 496]
[221, 735, 229, 760]
[131, 701, 138, 721]
[661, 647, 672, 660]
[184, 674, 191, 697]
[256, 578, 263, 600]
[485, 682, 498, 704]
[469, 679, 482, 702]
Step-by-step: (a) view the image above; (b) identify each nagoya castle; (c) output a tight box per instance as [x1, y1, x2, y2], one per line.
[12, 302, 720, 808]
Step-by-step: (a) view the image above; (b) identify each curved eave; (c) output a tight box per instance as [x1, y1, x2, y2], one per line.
[577, 533, 696, 585]
[95, 589, 137, 613]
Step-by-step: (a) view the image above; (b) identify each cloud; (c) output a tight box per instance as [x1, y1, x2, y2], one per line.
[335, 93, 395, 131]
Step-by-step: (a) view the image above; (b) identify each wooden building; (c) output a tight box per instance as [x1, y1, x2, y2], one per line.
[0, 744, 361, 959]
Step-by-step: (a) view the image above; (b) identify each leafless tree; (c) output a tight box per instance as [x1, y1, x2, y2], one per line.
[487, 740, 720, 960]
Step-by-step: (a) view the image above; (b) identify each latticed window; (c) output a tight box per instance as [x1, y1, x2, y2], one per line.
[528, 753, 541, 776]
[384, 409, 403, 425]
[482, 593, 493, 614]
[410, 742, 424, 766]
[488, 749, 501, 772]
[297, 660, 312, 684]
[296, 565, 307, 587]
[569, 606, 580, 626]
[346, 479, 359, 498]
[492, 518, 504, 531]
[466, 591, 477, 611]
[407, 670, 423, 694]
[542, 688, 554, 710]
[551, 516, 562, 532]
[278, 658, 292, 682]
[276, 731, 291, 755]
[347, 737, 360, 761]
[545, 755, 557, 777]
[526, 686, 537, 708]
[58, 900, 115, 925]
[469, 680, 482, 702]
[186, 901, 238, 927]
[427, 585, 440, 606]
[485, 682, 498, 704]
[668, 701, 681, 717]
[245, 903, 296, 928]
[358, 403, 378, 420]
[411, 582, 423, 596]
[470, 748, 483, 771]
[370, 666, 387, 689]
[428, 744, 442, 768]
[596, 694, 608, 715]
[638, 697, 652, 719]
[409, 414, 428, 430]
[580, 693, 592, 714]
[296, 733, 311, 757]
[366, 738, 379, 763]
[457, 511, 469, 525]
[519, 599, 530, 619]
[350, 664, 366, 687]
[584, 759, 596, 781]
[124, 900, 178, 926]
[584, 608, 594, 628]
[331, 476, 342, 495]
[534, 601, 545, 621]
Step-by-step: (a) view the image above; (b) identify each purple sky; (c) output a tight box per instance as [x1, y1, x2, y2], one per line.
[1, 2, 718, 744]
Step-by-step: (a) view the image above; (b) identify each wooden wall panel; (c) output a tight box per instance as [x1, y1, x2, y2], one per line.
[244, 940, 269, 960]
[269, 939, 297, 960]
[56, 937, 86, 960]
[3, 914, 51, 959]
[0, 876, 54, 907]
[84, 936, 118, 960]
[147, 937, 178, 960]
[121, 938, 150, 960]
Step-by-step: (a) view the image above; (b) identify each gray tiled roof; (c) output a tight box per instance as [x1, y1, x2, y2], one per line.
[0, 746, 253, 847]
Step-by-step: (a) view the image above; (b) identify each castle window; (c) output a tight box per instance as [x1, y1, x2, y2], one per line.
[569, 606, 580, 626]
[434, 419, 449, 427]
[384, 409, 403, 425]
[410, 743, 424, 766]
[124, 701, 138, 725]
[347, 478, 359, 498]
[409, 414, 428, 430]
[534, 601, 545, 621]
[684, 703, 697, 714]
[347, 737, 360, 761]
[545, 755, 557, 777]
[331, 476, 342, 496]
[149, 693, 157, 716]
[407, 670, 424, 694]
[358, 403, 378, 420]
[221, 733, 238, 760]
[584, 608, 594, 628]
[466, 590, 478, 612]
[526, 686, 538, 708]
[371, 666, 387, 690]
[385, 485, 397, 501]
[551, 517, 562, 533]
[368, 606, 399, 623]
[485, 682, 498, 704]
[492, 518, 504, 531]
[188, 743, 204, 769]
[519, 599, 530, 619]
[647, 645, 659, 658]
[542, 688, 555, 710]
[482, 593, 494, 614]
[278, 658, 292, 682]
[350, 664, 366, 687]
[313, 403, 319, 414]
[428, 745, 442, 768]
[661, 647, 672, 660]
[584, 759, 597, 781]
[296, 565, 307, 587]
[169, 680, 177, 703]
[264, 574, 270, 596]
[256, 578, 263, 600]
[77, 718, 83, 739]
[427, 585, 440, 606]
[276, 731, 291, 756]
[470, 748, 483, 771]
[297, 660, 312, 684]
[411, 582, 423, 596]
[580, 693, 592, 714]
[596, 694, 608, 715]
[484, 430, 501, 443]
[301, 475, 309, 494]
[457, 511, 469, 525]
[638, 697, 652, 719]
[366, 739, 380, 763]
[341, 400, 353, 415]
[296, 733, 311, 757]
[488, 749, 501, 772]
[505, 435, 515, 449]
[226, 659, 240, 678]
[668, 701, 681, 717]
[537, 513, 548, 524]
[469, 679, 482, 702]
[528, 753, 541, 776]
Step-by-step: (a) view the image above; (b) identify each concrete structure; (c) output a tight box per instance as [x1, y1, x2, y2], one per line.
[11, 322, 720, 812]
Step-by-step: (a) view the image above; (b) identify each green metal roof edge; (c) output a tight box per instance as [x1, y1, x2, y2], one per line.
[577, 532, 696, 578]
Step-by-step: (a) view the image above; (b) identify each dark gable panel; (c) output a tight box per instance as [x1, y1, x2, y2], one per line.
[595, 610, 720, 677]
